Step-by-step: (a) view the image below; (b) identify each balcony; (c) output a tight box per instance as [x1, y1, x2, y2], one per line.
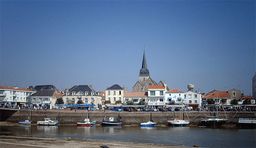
[0, 94, 6, 97]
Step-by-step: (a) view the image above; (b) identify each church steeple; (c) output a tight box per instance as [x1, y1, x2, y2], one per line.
[139, 51, 150, 77]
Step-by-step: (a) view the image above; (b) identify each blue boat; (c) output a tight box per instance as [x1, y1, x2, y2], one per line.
[140, 120, 156, 127]
[140, 113, 156, 127]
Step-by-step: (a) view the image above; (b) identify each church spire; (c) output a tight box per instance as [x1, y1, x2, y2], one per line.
[142, 51, 147, 69]
[139, 51, 149, 77]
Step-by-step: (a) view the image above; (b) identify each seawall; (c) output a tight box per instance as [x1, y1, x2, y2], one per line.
[1, 109, 256, 125]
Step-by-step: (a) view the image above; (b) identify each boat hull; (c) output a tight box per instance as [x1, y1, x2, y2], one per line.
[101, 121, 122, 126]
[18, 121, 31, 125]
[200, 120, 227, 128]
[168, 120, 190, 127]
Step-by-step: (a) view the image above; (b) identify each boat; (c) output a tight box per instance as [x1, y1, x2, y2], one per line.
[168, 119, 190, 127]
[238, 118, 256, 128]
[77, 118, 96, 127]
[18, 119, 32, 125]
[168, 104, 190, 127]
[140, 120, 156, 127]
[37, 118, 59, 126]
[140, 113, 156, 127]
[101, 116, 122, 126]
[200, 116, 227, 128]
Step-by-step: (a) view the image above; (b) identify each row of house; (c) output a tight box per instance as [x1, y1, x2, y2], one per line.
[0, 83, 255, 110]
[0, 52, 254, 110]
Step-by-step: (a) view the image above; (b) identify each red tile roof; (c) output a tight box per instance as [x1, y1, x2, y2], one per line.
[147, 85, 165, 89]
[0, 86, 33, 92]
[204, 90, 230, 99]
[242, 96, 253, 100]
[168, 89, 183, 93]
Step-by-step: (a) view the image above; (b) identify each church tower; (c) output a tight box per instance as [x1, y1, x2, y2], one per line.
[139, 51, 150, 81]
[132, 51, 156, 92]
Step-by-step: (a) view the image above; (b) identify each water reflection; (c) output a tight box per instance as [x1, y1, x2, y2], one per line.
[102, 126, 122, 134]
[36, 126, 58, 136]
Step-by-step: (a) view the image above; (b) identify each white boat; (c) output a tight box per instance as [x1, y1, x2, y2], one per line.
[140, 120, 156, 127]
[18, 119, 32, 125]
[101, 116, 122, 126]
[168, 119, 190, 127]
[37, 118, 59, 126]
[77, 118, 96, 127]
[238, 118, 256, 128]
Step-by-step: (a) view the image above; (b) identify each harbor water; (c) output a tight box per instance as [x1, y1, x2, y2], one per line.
[0, 125, 255, 147]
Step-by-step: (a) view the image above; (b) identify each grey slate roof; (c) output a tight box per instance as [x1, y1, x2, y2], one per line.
[31, 89, 55, 96]
[34, 85, 57, 91]
[68, 85, 96, 94]
[107, 84, 123, 90]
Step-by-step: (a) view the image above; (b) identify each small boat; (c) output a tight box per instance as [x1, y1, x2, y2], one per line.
[140, 113, 156, 127]
[37, 118, 59, 126]
[200, 116, 227, 128]
[18, 120, 32, 125]
[140, 120, 156, 127]
[168, 105, 190, 127]
[101, 116, 122, 126]
[77, 118, 96, 127]
[238, 118, 256, 128]
[168, 119, 190, 127]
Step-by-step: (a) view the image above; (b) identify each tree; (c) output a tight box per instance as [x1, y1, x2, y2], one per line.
[77, 99, 84, 104]
[126, 101, 134, 105]
[55, 98, 64, 105]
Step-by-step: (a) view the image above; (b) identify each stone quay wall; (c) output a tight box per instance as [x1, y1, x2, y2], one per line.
[3, 109, 256, 125]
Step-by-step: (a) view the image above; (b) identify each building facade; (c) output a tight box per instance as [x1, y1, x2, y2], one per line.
[29, 85, 62, 109]
[123, 91, 147, 105]
[105, 84, 124, 104]
[133, 51, 157, 92]
[63, 85, 102, 109]
[0, 86, 34, 107]
[165, 89, 184, 105]
[147, 84, 166, 108]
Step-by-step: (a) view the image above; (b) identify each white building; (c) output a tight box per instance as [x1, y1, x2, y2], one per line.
[29, 89, 63, 109]
[165, 84, 202, 109]
[0, 86, 34, 107]
[165, 89, 184, 105]
[105, 84, 124, 105]
[147, 84, 166, 108]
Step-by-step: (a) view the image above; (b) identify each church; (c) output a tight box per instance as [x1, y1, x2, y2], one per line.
[132, 51, 157, 92]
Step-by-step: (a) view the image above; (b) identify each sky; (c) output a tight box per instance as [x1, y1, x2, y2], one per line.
[0, 0, 255, 95]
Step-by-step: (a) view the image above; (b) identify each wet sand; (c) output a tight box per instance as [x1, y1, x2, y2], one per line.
[0, 136, 187, 148]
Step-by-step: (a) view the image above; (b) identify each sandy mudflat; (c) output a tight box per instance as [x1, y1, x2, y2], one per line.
[0, 136, 188, 148]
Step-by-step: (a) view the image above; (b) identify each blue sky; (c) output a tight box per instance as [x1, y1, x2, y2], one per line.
[0, 0, 255, 95]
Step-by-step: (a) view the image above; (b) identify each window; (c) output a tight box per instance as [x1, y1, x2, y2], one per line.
[160, 98, 163, 102]
[114, 91, 116, 95]
[168, 98, 172, 102]
[119, 91, 122, 95]
[195, 100, 198, 103]
[85, 98, 88, 103]
[189, 100, 192, 103]
[160, 91, 163, 95]
[184, 94, 186, 98]
[195, 94, 197, 98]
[150, 91, 155, 96]
[114, 97, 116, 101]
[169, 94, 171, 96]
